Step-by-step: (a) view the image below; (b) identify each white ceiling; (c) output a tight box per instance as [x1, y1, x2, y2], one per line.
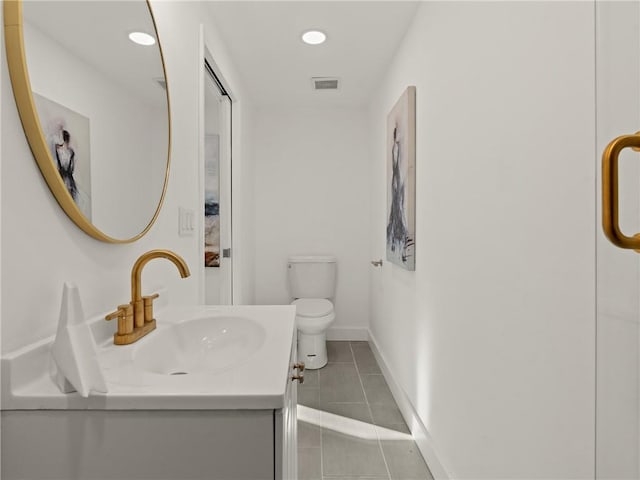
[207, 1, 420, 107]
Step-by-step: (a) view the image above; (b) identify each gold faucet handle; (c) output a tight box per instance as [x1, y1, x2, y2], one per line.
[105, 305, 125, 321]
[105, 304, 134, 335]
[142, 293, 160, 323]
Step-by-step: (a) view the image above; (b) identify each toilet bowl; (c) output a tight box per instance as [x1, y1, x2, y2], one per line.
[292, 298, 335, 369]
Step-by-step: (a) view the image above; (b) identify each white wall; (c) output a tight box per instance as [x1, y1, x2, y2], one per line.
[368, 2, 596, 478]
[595, 3, 640, 478]
[1, 1, 252, 353]
[253, 107, 370, 338]
[232, 96, 256, 305]
[1, 3, 4, 472]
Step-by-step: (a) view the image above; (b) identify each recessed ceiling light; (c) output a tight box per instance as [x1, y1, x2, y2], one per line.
[302, 30, 327, 45]
[128, 31, 156, 46]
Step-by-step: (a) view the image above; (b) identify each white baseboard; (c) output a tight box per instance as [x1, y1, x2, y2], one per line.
[326, 327, 369, 341]
[368, 331, 449, 480]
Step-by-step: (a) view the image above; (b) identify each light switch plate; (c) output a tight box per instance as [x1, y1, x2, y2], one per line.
[178, 207, 195, 236]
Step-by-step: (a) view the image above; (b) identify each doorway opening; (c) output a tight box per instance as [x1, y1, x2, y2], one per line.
[203, 56, 232, 305]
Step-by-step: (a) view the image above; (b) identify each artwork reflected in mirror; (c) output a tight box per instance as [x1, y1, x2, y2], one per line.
[34, 94, 92, 219]
[204, 134, 220, 267]
[386, 86, 416, 271]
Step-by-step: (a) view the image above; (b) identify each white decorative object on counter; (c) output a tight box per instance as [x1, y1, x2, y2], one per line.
[50, 282, 108, 397]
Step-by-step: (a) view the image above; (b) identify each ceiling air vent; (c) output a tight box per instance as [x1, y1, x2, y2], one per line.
[154, 77, 167, 91]
[312, 77, 339, 91]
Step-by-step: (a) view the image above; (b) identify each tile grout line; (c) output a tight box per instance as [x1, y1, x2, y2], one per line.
[349, 341, 393, 480]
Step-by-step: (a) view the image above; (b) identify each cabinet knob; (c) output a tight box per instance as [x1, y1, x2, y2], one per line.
[294, 362, 305, 372]
[291, 374, 304, 384]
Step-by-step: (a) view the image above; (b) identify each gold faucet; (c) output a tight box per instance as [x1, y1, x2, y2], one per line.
[106, 249, 191, 345]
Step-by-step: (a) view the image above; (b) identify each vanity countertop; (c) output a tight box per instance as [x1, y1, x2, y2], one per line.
[2, 305, 297, 410]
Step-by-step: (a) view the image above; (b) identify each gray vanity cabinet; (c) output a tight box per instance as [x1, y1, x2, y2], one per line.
[1, 336, 299, 480]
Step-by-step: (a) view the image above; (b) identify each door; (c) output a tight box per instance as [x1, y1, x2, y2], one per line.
[596, 3, 640, 478]
[203, 59, 233, 305]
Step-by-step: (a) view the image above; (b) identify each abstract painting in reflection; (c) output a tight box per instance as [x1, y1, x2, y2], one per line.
[204, 134, 220, 267]
[386, 86, 416, 270]
[34, 93, 92, 220]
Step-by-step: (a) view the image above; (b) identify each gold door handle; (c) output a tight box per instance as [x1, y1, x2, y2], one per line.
[291, 374, 304, 384]
[603, 133, 640, 251]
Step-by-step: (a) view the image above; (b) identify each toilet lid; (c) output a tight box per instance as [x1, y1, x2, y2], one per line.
[292, 298, 333, 318]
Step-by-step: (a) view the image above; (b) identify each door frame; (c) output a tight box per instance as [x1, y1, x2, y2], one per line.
[198, 25, 235, 305]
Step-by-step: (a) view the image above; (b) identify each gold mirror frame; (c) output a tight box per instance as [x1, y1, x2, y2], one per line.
[3, 0, 171, 243]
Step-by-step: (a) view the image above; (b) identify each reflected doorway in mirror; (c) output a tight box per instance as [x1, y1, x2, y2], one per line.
[33, 93, 92, 220]
[204, 134, 220, 267]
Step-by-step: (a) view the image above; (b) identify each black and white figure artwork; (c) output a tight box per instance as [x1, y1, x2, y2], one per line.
[204, 134, 220, 267]
[34, 93, 92, 220]
[386, 86, 416, 270]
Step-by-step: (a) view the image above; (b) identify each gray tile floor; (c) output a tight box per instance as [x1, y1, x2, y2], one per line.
[297, 341, 433, 480]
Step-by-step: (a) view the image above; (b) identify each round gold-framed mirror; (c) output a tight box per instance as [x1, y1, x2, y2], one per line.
[3, 0, 171, 243]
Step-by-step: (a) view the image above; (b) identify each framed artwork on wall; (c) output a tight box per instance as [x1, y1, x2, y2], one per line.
[386, 86, 416, 270]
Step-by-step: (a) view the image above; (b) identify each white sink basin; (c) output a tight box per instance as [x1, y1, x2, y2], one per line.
[132, 316, 267, 376]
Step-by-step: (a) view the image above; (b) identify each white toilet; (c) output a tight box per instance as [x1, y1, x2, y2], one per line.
[287, 255, 337, 369]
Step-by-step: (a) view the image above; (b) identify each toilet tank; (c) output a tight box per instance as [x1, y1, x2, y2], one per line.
[287, 255, 337, 299]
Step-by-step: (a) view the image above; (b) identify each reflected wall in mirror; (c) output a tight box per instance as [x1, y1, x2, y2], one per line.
[3, 0, 170, 242]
